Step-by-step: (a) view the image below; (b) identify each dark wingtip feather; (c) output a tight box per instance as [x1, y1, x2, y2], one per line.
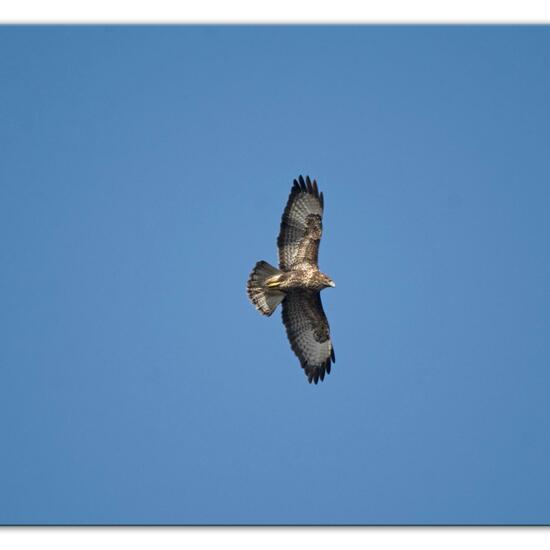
[312, 179, 319, 197]
[320, 191, 324, 208]
[293, 175, 321, 199]
[331, 347, 335, 362]
[304, 362, 332, 385]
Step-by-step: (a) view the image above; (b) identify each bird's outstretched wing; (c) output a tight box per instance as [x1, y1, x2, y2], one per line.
[281, 291, 335, 384]
[277, 175, 324, 270]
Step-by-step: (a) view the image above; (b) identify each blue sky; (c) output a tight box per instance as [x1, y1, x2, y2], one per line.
[1, 26, 549, 525]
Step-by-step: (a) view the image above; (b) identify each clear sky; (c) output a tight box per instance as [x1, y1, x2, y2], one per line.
[1, 26, 549, 525]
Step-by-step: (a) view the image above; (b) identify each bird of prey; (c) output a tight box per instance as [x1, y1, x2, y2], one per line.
[247, 175, 335, 384]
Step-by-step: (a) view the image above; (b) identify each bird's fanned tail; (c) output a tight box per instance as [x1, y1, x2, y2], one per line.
[247, 261, 285, 316]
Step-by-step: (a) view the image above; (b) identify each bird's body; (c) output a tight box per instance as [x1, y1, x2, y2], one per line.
[265, 267, 334, 292]
[247, 176, 335, 384]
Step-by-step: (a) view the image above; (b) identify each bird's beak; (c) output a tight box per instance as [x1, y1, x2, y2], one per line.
[329, 281, 336, 288]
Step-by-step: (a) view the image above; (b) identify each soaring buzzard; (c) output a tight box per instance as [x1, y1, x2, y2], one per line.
[247, 176, 335, 384]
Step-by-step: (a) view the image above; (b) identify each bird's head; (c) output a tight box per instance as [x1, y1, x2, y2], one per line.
[321, 273, 336, 289]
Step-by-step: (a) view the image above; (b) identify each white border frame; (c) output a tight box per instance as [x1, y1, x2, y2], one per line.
[1, 0, 550, 23]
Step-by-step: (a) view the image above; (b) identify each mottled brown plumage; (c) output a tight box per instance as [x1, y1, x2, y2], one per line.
[247, 175, 336, 384]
